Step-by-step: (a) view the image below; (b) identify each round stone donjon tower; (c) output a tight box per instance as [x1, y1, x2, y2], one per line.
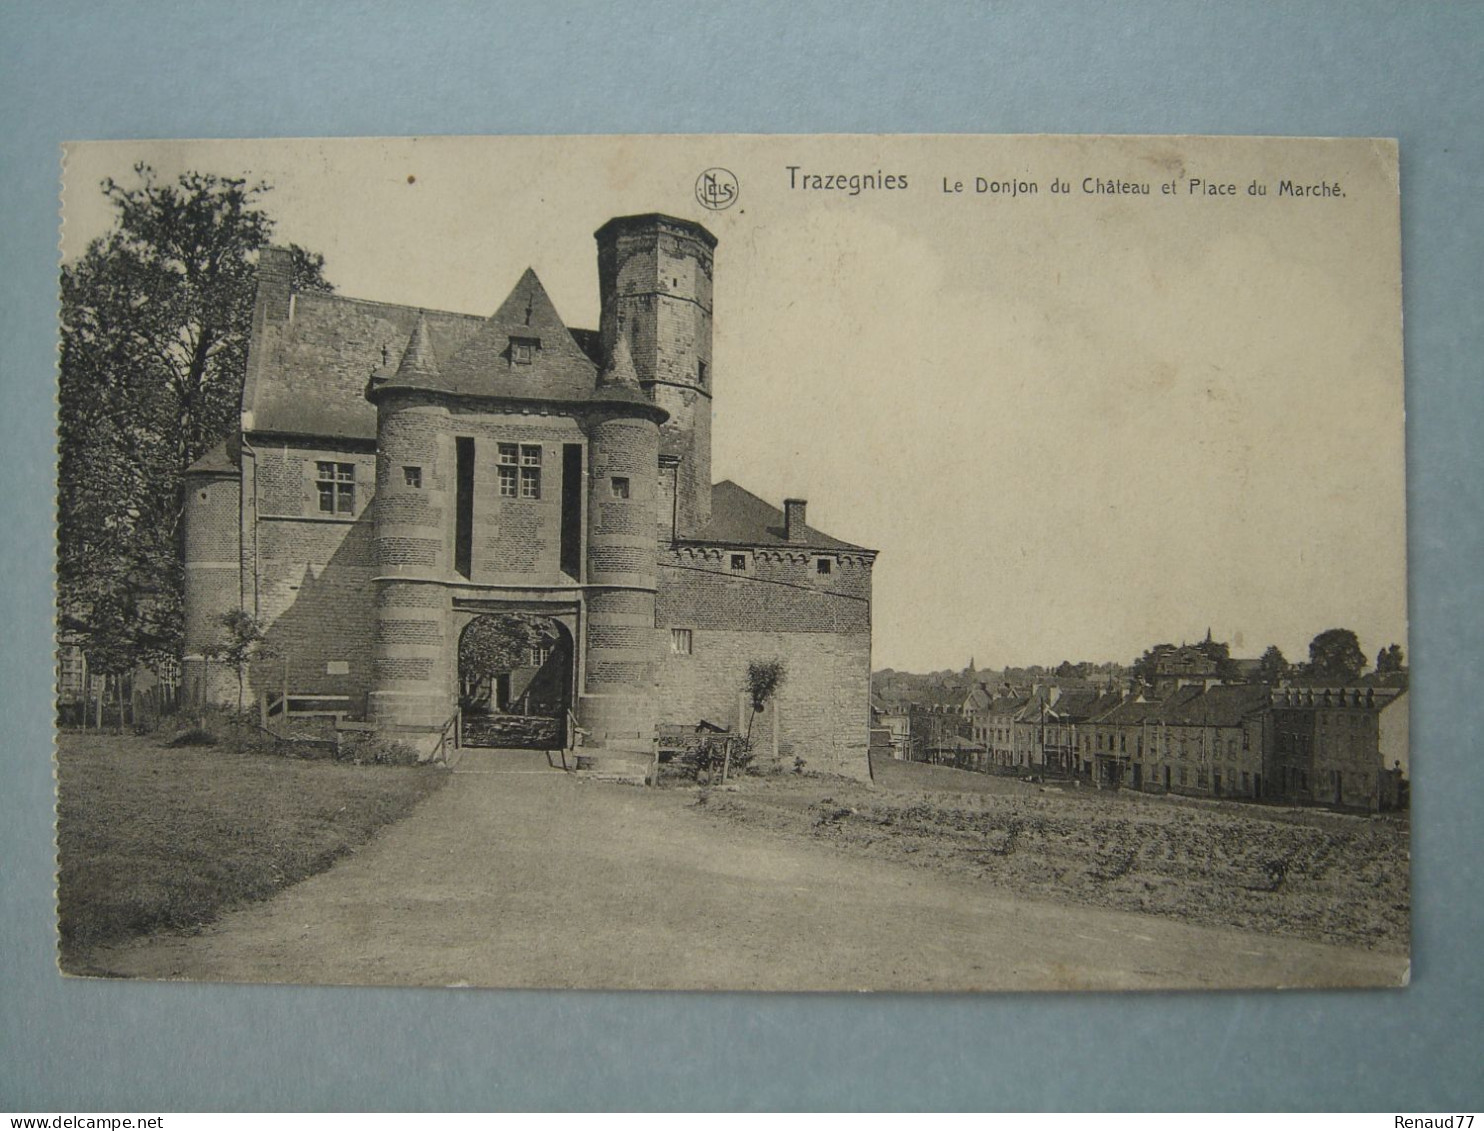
[579, 335, 665, 748]
[595, 214, 716, 536]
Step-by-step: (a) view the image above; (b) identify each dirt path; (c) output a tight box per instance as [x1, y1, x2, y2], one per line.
[87, 757, 1409, 991]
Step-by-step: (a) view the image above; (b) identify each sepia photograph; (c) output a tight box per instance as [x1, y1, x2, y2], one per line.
[55, 133, 1408, 991]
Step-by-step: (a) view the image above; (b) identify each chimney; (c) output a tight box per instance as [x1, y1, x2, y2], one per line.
[784, 498, 807, 542]
[254, 246, 294, 325]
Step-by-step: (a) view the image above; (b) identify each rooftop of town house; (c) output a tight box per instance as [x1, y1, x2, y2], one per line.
[1156, 683, 1273, 727]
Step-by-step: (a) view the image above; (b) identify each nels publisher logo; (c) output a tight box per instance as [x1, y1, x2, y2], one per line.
[695, 167, 739, 211]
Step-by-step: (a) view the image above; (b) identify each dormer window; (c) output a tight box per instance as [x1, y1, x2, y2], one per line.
[509, 336, 539, 365]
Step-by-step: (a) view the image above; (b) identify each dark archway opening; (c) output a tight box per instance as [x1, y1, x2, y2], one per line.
[457, 612, 573, 748]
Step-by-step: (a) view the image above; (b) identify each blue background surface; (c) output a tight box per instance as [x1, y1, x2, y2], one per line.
[2, 0, 1481, 1111]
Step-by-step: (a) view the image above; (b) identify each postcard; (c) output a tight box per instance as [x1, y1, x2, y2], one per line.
[56, 134, 1407, 990]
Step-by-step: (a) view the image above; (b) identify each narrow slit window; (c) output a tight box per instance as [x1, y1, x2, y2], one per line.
[454, 437, 474, 577]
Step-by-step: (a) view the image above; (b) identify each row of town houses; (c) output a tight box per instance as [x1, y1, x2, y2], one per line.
[871, 680, 1409, 812]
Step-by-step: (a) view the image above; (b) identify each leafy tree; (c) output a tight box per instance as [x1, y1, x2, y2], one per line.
[1308, 628, 1367, 682]
[744, 660, 787, 741]
[1194, 635, 1236, 680]
[58, 164, 331, 669]
[1131, 644, 1175, 684]
[210, 609, 276, 716]
[457, 614, 558, 708]
[1376, 643, 1406, 674]
[1257, 645, 1290, 684]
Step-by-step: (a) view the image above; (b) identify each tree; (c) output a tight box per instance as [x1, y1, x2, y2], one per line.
[732, 659, 787, 780]
[1257, 645, 1290, 684]
[211, 609, 276, 717]
[1131, 644, 1175, 684]
[1308, 628, 1367, 683]
[1194, 635, 1237, 681]
[457, 614, 557, 709]
[58, 164, 331, 669]
[1376, 643, 1406, 674]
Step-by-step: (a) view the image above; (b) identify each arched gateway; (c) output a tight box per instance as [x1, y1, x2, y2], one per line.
[456, 612, 574, 748]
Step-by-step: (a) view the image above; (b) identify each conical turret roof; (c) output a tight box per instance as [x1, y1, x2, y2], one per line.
[395, 312, 439, 381]
[601, 331, 641, 389]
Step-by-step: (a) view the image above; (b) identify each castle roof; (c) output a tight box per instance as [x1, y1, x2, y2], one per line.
[184, 437, 239, 476]
[685, 481, 874, 553]
[375, 268, 602, 403]
[243, 270, 606, 440]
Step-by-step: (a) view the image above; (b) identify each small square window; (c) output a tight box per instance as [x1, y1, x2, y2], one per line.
[509, 337, 538, 365]
[403, 465, 422, 488]
[815, 557, 833, 576]
[730, 553, 748, 572]
[671, 628, 693, 655]
[498, 443, 519, 466]
[610, 476, 630, 499]
[520, 444, 542, 467]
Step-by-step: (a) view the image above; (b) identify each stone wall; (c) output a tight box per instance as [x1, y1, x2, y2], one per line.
[248, 441, 378, 706]
[656, 548, 873, 778]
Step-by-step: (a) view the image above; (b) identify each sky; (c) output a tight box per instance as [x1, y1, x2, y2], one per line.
[60, 135, 1408, 672]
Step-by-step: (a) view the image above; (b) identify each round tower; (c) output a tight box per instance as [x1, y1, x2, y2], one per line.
[578, 337, 667, 749]
[181, 443, 243, 706]
[368, 318, 456, 731]
[594, 214, 717, 535]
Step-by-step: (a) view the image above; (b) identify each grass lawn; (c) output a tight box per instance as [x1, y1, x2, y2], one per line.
[56, 730, 447, 972]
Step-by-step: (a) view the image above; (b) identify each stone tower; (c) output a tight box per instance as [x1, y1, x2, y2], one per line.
[594, 214, 716, 535]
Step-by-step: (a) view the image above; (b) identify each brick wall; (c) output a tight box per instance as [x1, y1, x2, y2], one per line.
[658, 547, 872, 633]
[249, 441, 378, 707]
[656, 627, 871, 779]
[655, 551, 873, 778]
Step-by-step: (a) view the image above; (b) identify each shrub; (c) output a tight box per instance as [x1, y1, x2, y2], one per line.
[679, 736, 753, 782]
[336, 733, 421, 766]
[167, 727, 216, 748]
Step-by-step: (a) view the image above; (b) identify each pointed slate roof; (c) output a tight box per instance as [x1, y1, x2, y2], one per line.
[394, 313, 439, 382]
[601, 331, 641, 389]
[425, 268, 599, 400]
[184, 437, 239, 476]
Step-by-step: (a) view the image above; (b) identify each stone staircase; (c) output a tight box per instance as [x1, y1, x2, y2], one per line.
[571, 745, 653, 785]
[449, 742, 653, 785]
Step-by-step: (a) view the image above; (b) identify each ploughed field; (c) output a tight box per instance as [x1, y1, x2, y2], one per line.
[691, 760, 1410, 953]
